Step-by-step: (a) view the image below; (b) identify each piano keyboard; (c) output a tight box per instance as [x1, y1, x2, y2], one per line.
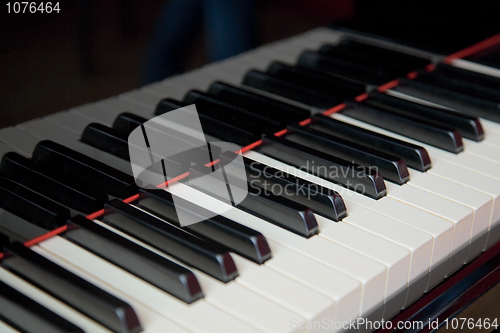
[1, 27, 500, 333]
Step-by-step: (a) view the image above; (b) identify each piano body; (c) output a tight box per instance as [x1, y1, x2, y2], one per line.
[0, 26, 500, 332]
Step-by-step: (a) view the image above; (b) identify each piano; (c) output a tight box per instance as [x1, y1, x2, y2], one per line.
[0, 27, 500, 333]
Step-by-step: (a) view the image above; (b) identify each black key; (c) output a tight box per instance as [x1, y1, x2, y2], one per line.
[0, 280, 84, 333]
[207, 81, 311, 124]
[66, 215, 204, 303]
[220, 151, 347, 221]
[0, 152, 108, 213]
[0, 209, 49, 243]
[343, 103, 464, 153]
[154, 98, 261, 146]
[2, 242, 142, 333]
[0, 177, 69, 230]
[435, 63, 500, 91]
[81, 123, 130, 160]
[260, 135, 387, 199]
[286, 124, 410, 185]
[311, 114, 432, 171]
[103, 199, 238, 282]
[361, 91, 484, 141]
[266, 62, 366, 99]
[0, 231, 9, 248]
[189, 163, 319, 238]
[395, 79, 500, 123]
[242, 70, 343, 109]
[183, 90, 282, 134]
[413, 70, 500, 104]
[318, 44, 412, 77]
[31, 140, 138, 199]
[337, 39, 431, 69]
[113, 112, 146, 135]
[297, 51, 394, 85]
[137, 187, 272, 264]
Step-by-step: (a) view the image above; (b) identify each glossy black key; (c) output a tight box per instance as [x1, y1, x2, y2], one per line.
[80, 123, 130, 160]
[31, 140, 138, 199]
[311, 114, 432, 171]
[113, 112, 147, 135]
[0, 280, 84, 333]
[67, 215, 204, 303]
[395, 79, 500, 123]
[318, 44, 412, 77]
[137, 188, 271, 264]
[189, 163, 319, 238]
[154, 98, 260, 146]
[413, 70, 500, 104]
[343, 103, 464, 153]
[434, 63, 500, 91]
[103, 199, 238, 282]
[242, 70, 343, 108]
[220, 151, 347, 221]
[183, 90, 282, 134]
[0, 209, 49, 243]
[337, 39, 431, 69]
[266, 62, 366, 99]
[362, 91, 484, 141]
[297, 51, 394, 85]
[2, 242, 142, 333]
[260, 135, 387, 199]
[0, 152, 108, 213]
[207, 81, 311, 124]
[286, 124, 410, 184]
[0, 177, 69, 230]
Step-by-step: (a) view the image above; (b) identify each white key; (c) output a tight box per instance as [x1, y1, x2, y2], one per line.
[142, 81, 191, 100]
[482, 131, 500, 148]
[332, 113, 500, 250]
[0, 141, 14, 157]
[0, 320, 19, 333]
[316, 218, 410, 302]
[481, 119, 500, 135]
[164, 181, 387, 318]
[0, 267, 112, 333]
[245, 151, 450, 287]
[43, 111, 92, 135]
[69, 103, 117, 126]
[97, 97, 154, 119]
[407, 168, 493, 261]
[264, 240, 361, 325]
[35, 237, 258, 333]
[17, 119, 133, 174]
[232, 255, 336, 328]
[0, 127, 39, 157]
[462, 139, 500, 164]
[119, 90, 161, 110]
[384, 182, 474, 273]
[94, 215, 311, 333]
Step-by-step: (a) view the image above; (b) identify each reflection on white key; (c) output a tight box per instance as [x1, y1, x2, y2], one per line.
[165, 181, 387, 318]
[0, 267, 111, 333]
[34, 237, 257, 333]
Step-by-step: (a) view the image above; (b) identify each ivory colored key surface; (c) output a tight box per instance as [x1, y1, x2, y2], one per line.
[163, 181, 387, 318]
[384, 182, 474, 272]
[43, 111, 92, 135]
[119, 90, 161, 110]
[0, 267, 112, 333]
[245, 150, 448, 288]
[34, 237, 258, 333]
[333, 113, 499, 250]
[315, 218, 410, 302]
[0, 320, 20, 333]
[0, 127, 39, 157]
[407, 168, 493, 261]
[16, 119, 133, 174]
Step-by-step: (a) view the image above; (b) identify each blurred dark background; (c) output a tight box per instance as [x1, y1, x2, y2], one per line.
[1, 0, 499, 128]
